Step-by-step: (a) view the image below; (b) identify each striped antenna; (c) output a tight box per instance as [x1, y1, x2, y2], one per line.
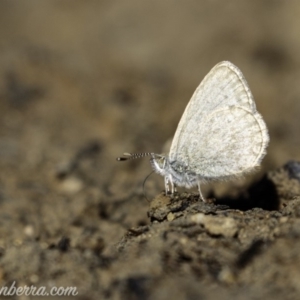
[116, 152, 153, 161]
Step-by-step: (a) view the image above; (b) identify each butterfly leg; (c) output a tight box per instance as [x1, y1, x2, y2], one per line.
[169, 174, 175, 194]
[164, 176, 170, 194]
[197, 181, 206, 202]
[165, 175, 176, 195]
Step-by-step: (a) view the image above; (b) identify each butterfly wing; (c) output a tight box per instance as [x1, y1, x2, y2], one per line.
[185, 106, 268, 179]
[169, 61, 269, 179]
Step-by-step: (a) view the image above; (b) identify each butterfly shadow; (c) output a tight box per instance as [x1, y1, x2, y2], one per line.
[214, 175, 280, 211]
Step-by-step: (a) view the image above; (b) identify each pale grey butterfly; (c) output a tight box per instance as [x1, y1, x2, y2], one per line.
[117, 61, 269, 202]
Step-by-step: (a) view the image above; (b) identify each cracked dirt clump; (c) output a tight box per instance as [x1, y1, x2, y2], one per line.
[111, 164, 300, 299]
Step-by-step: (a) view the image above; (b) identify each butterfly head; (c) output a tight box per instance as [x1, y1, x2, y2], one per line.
[150, 154, 168, 176]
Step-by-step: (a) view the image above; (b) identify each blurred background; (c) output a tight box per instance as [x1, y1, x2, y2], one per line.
[0, 0, 300, 293]
[0, 0, 299, 215]
[0, 1, 299, 185]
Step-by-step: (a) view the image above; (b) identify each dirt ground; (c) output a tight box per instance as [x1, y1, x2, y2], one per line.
[1, 1, 300, 299]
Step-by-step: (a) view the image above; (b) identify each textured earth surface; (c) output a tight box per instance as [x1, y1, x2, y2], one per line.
[1, 1, 300, 299]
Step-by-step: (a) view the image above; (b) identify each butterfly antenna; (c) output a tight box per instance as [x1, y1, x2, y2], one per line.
[116, 152, 153, 161]
[143, 171, 155, 202]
